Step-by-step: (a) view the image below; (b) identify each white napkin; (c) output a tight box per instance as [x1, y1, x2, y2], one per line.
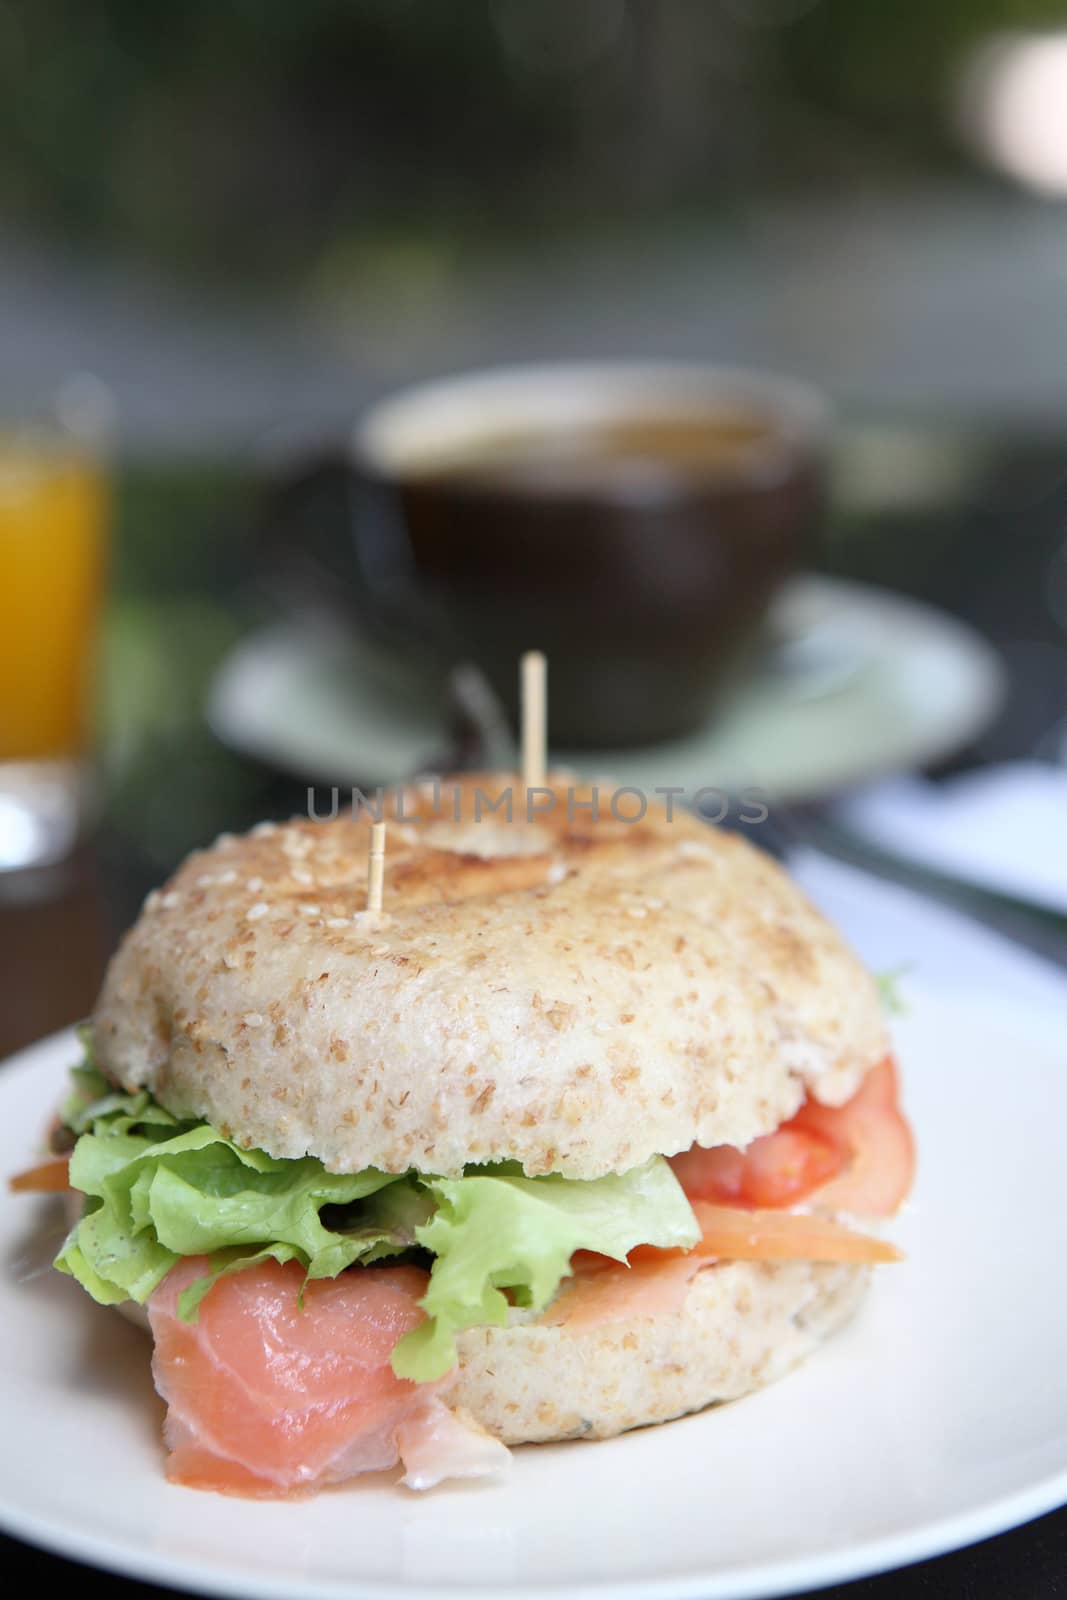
[831, 762, 1067, 916]
[791, 849, 1067, 1014]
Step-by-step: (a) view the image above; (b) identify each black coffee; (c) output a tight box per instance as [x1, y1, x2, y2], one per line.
[268, 373, 826, 748]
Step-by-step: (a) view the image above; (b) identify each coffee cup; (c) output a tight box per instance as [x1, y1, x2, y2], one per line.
[262, 362, 828, 748]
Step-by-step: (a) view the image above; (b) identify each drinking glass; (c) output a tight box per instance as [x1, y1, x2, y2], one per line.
[0, 379, 113, 872]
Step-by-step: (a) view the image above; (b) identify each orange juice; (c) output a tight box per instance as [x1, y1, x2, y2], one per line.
[0, 441, 109, 761]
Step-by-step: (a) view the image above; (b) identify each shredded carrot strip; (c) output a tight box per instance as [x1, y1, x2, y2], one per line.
[9, 1156, 71, 1194]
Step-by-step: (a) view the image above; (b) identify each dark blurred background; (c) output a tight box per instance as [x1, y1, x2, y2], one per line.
[0, 0, 1023, 276]
[5, 0, 1067, 438]
[2, 0, 1064, 271]
[2, 0, 1067, 1017]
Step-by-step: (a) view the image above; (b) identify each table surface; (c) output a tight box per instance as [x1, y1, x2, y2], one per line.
[2, 422, 1066, 1598]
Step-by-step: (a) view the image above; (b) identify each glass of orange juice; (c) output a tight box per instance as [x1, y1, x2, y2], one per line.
[0, 381, 112, 872]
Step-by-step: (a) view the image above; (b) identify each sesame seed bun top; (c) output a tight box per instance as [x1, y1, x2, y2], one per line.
[91, 773, 887, 1178]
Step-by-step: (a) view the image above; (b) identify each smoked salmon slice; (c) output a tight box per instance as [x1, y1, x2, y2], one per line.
[543, 1252, 705, 1329]
[148, 1256, 508, 1495]
[683, 1202, 901, 1264]
[550, 1204, 898, 1329]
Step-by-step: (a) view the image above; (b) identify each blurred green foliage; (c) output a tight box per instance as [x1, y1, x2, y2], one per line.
[98, 463, 268, 866]
[2, 0, 1065, 290]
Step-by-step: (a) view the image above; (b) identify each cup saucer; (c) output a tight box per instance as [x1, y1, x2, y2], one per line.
[206, 576, 1004, 803]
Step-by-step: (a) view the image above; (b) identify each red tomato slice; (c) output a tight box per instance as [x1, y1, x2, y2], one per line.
[668, 1142, 749, 1204]
[731, 1125, 845, 1207]
[669, 1055, 914, 1217]
[790, 1056, 915, 1216]
[670, 1127, 843, 1209]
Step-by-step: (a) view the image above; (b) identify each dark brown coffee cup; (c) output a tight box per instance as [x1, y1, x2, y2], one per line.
[266, 363, 828, 748]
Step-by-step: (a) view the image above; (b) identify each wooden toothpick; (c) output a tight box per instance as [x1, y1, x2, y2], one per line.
[366, 821, 386, 914]
[521, 650, 547, 791]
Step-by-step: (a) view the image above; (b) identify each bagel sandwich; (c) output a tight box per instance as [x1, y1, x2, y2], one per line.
[16, 774, 914, 1495]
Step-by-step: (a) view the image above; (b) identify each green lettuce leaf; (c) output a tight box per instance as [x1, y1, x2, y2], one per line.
[876, 965, 911, 1016]
[54, 1061, 699, 1387]
[390, 1159, 700, 1382]
[55, 1086, 407, 1306]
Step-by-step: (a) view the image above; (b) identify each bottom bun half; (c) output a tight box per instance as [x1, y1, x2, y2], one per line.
[111, 1253, 868, 1447]
[452, 1258, 869, 1444]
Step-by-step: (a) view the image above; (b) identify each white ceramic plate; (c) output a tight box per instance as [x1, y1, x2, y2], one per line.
[206, 577, 1004, 804]
[2, 992, 1065, 1600]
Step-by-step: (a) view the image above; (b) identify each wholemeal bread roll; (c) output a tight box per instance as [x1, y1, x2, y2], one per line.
[92, 773, 887, 1179]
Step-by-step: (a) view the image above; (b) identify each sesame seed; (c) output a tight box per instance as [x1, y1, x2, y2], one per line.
[246, 902, 269, 921]
[626, 905, 647, 919]
[546, 861, 568, 885]
[195, 874, 216, 888]
[160, 891, 181, 910]
[371, 943, 391, 955]
[214, 832, 236, 850]
[217, 869, 238, 885]
[645, 897, 664, 910]
[300, 903, 321, 917]
[246, 876, 264, 893]
[326, 917, 349, 929]
[243, 1012, 264, 1028]
[252, 821, 278, 837]
[222, 951, 239, 969]
[144, 889, 161, 912]
[291, 868, 313, 885]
